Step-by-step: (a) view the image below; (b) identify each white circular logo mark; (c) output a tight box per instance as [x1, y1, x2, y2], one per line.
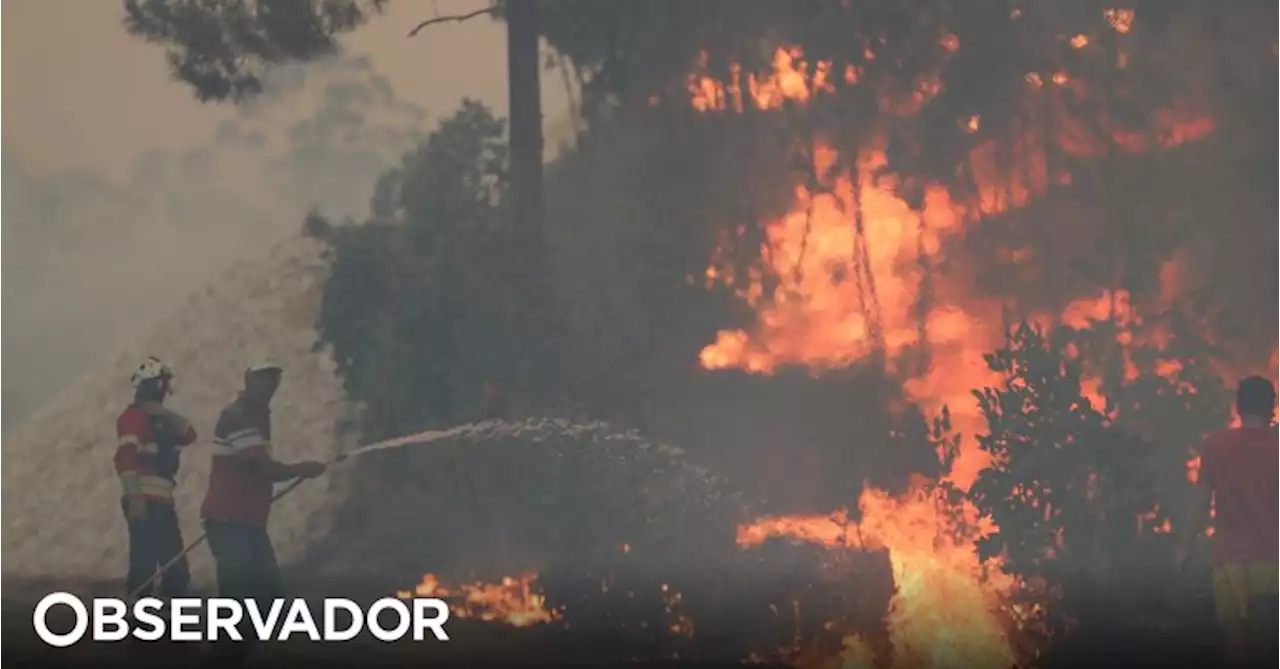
[33, 592, 89, 648]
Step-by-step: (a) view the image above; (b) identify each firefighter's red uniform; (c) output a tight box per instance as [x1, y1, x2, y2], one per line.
[114, 403, 197, 597]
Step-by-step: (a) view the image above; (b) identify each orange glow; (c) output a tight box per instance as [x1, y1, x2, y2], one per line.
[1105, 8, 1135, 35]
[688, 47, 1216, 490]
[681, 46, 1227, 666]
[396, 572, 558, 627]
[739, 481, 1035, 668]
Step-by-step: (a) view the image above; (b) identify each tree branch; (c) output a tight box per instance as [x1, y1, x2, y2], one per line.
[406, 6, 496, 38]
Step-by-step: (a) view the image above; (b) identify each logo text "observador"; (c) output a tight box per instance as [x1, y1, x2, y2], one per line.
[33, 592, 451, 646]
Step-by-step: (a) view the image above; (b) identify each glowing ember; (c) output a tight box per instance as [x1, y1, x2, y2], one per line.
[1104, 8, 1135, 34]
[396, 572, 558, 627]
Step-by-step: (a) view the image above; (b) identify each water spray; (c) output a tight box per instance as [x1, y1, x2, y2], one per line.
[126, 418, 618, 600]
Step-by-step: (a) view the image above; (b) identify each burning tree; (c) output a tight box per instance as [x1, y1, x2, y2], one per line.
[125, 1, 1276, 666]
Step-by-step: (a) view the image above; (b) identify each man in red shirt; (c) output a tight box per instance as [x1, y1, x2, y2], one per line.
[115, 357, 198, 599]
[1178, 375, 1278, 667]
[201, 361, 326, 665]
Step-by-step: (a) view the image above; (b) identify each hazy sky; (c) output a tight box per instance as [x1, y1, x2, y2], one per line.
[2, 0, 567, 175]
[1, 0, 573, 429]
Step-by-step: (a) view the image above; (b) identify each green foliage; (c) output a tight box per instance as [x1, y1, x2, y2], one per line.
[309, 100, 519, 440]
[970, 321, 1164, 635]
[123, 0, 389, 102]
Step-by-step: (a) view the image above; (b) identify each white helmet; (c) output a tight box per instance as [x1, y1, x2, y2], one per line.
[130, 356, 174, 389]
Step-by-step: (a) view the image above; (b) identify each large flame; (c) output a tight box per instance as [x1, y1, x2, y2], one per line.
[697, 140, 1007, 487]
[383, 26, 1268, 668]
[687, 37, 1224, 669]
[691, 44, 1216, 487]
[739, 480, 1034, 669]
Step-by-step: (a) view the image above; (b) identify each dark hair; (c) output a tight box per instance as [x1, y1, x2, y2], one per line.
[1236, 376, 1277, 418]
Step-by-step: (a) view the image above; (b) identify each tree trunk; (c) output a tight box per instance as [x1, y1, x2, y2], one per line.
[505, 0, 551, 401]
[507, 0, 543, 245]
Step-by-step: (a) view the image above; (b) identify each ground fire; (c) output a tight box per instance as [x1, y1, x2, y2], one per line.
[738, 482, 1032, 669]
[396, 572, 558, 627]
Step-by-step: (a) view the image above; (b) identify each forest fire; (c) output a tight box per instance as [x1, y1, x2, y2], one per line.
[680, 35, 1235, 668]
[695, 140, 1007, 486]
[9, 3, 1271, 669]
[396, 572, 558, 627]
[690, 45, 1218, 487]
[382, 34, 1269, 669]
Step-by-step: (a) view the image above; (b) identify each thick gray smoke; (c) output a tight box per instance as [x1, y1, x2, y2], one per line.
[2, 56, 426, 431]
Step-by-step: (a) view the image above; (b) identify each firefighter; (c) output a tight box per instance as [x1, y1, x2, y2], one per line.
[115, 356, 198, 600]
[201, 360, 327, 665]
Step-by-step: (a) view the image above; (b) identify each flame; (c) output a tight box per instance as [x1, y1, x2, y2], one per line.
[696, 142, 1005, 487]
[386, 29, 1250, 664]
[689, 47, 1215, 490]
[688, 47, 837, 114]
[739, 481, 1033, 668]
[396, 572, 558, 627]
[681, 39, 1227, 667]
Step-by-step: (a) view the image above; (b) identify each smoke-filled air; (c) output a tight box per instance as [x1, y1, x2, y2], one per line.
[2, 55, 428, 430]
[3, 1, 1276, 668]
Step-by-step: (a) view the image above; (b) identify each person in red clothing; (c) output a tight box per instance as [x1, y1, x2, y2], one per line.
[201, 360, 326, 665]
[115, 356, 198, 599]
[1177, 375, 1278, 667]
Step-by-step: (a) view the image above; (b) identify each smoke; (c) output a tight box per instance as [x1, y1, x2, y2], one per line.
[1, 55, 427, 432]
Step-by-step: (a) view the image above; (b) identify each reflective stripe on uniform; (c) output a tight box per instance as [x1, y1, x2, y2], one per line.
[138, 475, 175, 500]
[119, 435, 159, 455]
[212, 427, 270, 457]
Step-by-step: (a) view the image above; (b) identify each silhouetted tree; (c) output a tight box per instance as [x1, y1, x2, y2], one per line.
[308, 100, 514, 439]
[126, 1, 552, 395]
[971, 322, 1160, 638]
[123, 0, 389, 102]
